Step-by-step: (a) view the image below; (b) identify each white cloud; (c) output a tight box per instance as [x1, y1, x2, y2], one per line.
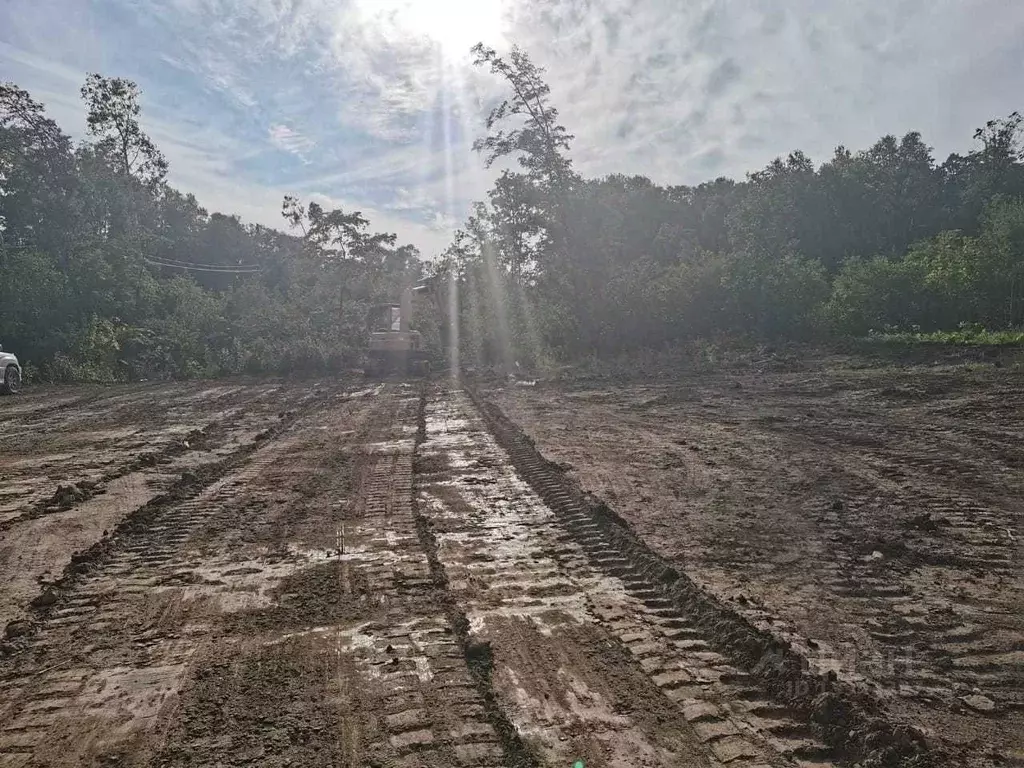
[505, 0, 1024, 182]
[430, 211, 462, 232]
[4, 0, 1024, 258]
[268, 124, 314, 162]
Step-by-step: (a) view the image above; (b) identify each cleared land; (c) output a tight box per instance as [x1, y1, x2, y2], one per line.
[0, 364, 1019, 767]
[488, 357, 1023, 767]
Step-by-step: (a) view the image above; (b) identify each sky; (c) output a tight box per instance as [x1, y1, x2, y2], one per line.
[3, 0, 1024, 256]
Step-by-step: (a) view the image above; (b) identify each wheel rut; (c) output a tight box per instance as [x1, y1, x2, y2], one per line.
[436, 382, 942, 768]
[0, 385, 511, 767]
[0, 381, 958, 767]
[0, 386, 341, 762]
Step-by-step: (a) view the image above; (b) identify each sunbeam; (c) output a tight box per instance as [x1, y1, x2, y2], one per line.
[355, 0, 506, 58]
[439, 56, 462, 376]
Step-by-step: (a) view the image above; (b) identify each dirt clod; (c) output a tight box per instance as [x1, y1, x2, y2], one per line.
[4, 619, 33, 639]
[960, 695, 998, 714]
[49, 483, 89, 509]
[31, 589, 58, 608]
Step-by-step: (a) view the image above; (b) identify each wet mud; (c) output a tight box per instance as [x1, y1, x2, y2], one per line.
[1, 368, 1016, 767]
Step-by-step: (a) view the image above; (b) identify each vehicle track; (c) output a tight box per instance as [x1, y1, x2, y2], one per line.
[0, 384, 512, 767]
[0, 387, 339, 764]
[0, 382, 299, 523]
[424, 387, 804, 767]
[489, 369, 1023, 766]
[760, 413, 1024, 720]
[0, 384, 334, 635]
[453, 382, 939, 768]
[323, 387, 508, 768]
[0, 380, 979, 767]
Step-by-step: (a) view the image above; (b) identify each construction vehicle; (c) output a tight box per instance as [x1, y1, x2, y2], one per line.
[365, 285, 431, 377]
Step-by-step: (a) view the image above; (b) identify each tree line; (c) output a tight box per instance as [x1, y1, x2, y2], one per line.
[1, 76, 422, 381]
[4, 50, 1023, 383]
[435, 45, 1024, 369]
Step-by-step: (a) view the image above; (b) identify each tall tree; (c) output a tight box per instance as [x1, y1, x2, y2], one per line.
[943, 112, 1024, 231]
[281, 196, 409, 330]
[81, 74, 168, 185]
[0, 83, 77, 256]
[0, 83, 72, 168]
[487, 171, 546, 281]
[303, 202, 396, 264]
[471, 44, 574, 188]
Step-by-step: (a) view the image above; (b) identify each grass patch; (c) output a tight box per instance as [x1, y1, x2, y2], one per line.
[866, 325, 1024, 346]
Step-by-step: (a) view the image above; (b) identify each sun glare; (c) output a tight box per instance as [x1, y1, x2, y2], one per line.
[358, 0, 506, 57]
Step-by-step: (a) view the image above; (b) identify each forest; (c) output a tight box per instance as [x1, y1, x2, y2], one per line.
[2, 46, 1024, 381]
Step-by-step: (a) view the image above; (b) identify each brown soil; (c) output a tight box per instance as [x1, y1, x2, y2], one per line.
[486, 359, 1024, 767]
[0, 363, 1017, 768]
[0, 383, 506, 767]
[0, 381, 321, 631]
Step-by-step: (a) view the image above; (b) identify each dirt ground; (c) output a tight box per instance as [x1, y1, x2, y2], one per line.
[0, 381, 324, 630]
[488, 357, 1024, 767]
[0, 365, 1019, 768]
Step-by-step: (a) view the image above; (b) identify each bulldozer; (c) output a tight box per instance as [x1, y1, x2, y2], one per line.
[365, 284, 432, 377]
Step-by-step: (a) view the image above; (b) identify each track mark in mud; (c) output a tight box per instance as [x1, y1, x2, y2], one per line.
[0, 422, 218, 534]
[0, 383, 303, 526]
[0, 389, 348, 762]
[413, 386, 541, 768]
[807, 484, 1024, 719]
[0, 411, 321, 762]
[420, 388, 837, 768]
[303, 396, 510, 768]
[461, 383, 943, 768]
[1, 384, 513, 767]
[488, 370, 1024, 765]
[752, 412, 1024, 723]
[0, 385, 342, 636]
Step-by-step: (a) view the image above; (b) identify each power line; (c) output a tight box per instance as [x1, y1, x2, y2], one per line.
[144, 258, 262, 274]
[146, 261, 260, 273]
[146, 254, 262, 271]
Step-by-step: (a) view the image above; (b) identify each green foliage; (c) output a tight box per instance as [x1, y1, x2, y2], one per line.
[0, 77, 423, 383]
[826, 197, 1024, 335]
[470, 44, 575, 187]
[720, 252, 829, 339]
[0, 248, 68, 350]
[825, 256, 933, 335]
[81, 74, 167, 185]
[5, 56, 1024, 382]
[869, 325, 1024, 345]
[447, 43, 1024, 367]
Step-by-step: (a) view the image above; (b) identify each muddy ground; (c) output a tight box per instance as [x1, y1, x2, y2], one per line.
[0, 381, 325, 630]
[0, 365, 1019, 768]
[488, 357, 1023, 766]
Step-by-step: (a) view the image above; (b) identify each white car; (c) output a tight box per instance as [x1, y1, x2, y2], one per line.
[0, 345, 22, 395]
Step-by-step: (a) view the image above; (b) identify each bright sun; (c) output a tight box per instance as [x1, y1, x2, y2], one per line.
[357, 0, 506, 57]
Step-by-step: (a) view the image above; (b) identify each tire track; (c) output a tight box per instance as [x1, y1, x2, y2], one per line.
[0, 384, 514, 767]
[0, 383, 299, 526]
[325, 389, 508, 768]
[461, 383, 941, 768]
[412, 387, 541, 768]
[766, 417, 1023, 718]
[418, 387, 848, 768]
[0, 396, 329, 764]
